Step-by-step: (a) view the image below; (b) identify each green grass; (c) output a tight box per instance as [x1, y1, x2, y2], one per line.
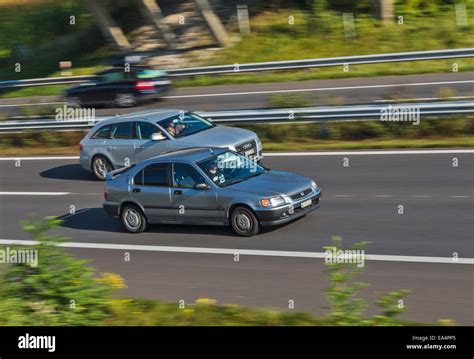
[1, 136, 472, 156]
[1, 6, 473, 98]
[172, 7, 474, 87]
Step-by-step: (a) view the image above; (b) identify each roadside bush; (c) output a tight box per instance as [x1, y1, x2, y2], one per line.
[0, 217, 120, 325]
[323, 236, 412, 325]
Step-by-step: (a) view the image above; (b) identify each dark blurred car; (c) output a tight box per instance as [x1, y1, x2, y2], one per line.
[65, 66, 171, 108]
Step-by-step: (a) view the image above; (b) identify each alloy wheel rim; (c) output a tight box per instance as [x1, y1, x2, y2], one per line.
[235, 212, 252, 232]
[117, 94, 134, 106]
[124, 209, 141, 230]
[94, 158, 109, 179]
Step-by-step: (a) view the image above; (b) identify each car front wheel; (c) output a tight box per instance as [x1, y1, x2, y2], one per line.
[230, 206, 260, 237]
[92, 155, 113, 181]
[121, 204, 147, 233]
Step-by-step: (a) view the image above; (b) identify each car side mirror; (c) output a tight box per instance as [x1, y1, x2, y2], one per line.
[151, 132, 166, 141]
[195, 183, 210, 190]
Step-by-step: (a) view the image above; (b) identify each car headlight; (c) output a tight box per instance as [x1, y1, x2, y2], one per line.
[260, 196, 287, 208]
[311, 180, 318, 190]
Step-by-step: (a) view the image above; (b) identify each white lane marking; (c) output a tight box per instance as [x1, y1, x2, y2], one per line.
[450, 195, 471, 198]
[411, 195, 432, 198]
[0, 102, 64, 108]
[265, 149, 474, 156]
[57, 208, 92, 220]
[374, 96, 474, 103]
[0, 156, 79, 161]
[373, 195, 393, 198]
[0, 149, 473, 161]
[0, 192, 71, 196]
[163, 80, 474, 99]
[0, 192, 100, 196]
[0, 239, 472, 265]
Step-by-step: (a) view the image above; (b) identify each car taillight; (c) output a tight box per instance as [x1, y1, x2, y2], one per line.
[135, 81, 155, 90]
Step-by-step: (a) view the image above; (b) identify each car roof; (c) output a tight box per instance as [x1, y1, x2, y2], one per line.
[147, 147, 228, 164]
[97, 66, 154, 75]
[94, 109, 184, 127]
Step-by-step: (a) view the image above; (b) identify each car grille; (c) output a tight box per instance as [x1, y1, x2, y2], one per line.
[290, 187, 312, 201]
[235, 139, 257, 157]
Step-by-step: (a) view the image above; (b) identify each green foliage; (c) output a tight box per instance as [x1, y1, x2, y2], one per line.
[0, 216, 117, 325]
[373, 290, 412, 325]
[104, 298, 327, 326]
[323, 237, 371, 325]
[323, 237, 413, 325]
[268, 93, 314, 108]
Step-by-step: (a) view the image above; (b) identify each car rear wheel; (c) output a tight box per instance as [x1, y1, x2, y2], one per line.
[230, 206, 260, 237]
[92, 155, 113, 181]
[115, 93, 136, 107]
[68, 96, 82, 108]
[121, 204, 147, 233]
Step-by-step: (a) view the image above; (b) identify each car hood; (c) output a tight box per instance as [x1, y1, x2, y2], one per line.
[175, 125, 256, 148]
[228, 170, 313, 197]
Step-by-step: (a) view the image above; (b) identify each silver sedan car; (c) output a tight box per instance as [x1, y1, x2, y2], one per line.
[103, 147, 321, 236]
[80, 109, 263, 180]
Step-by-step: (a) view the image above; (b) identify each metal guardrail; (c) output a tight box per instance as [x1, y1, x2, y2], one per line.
[1, 48, 473, 89]
[166, 48, 474, 76]
[0, 101, 472, 133]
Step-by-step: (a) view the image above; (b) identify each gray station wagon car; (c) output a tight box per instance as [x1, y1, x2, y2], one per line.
[80, 109, 263, 180]
[103, 147, 321, 236]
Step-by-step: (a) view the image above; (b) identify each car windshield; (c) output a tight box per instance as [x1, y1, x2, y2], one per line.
[157, 113, 214, 138]
[198, 151, 266, 188]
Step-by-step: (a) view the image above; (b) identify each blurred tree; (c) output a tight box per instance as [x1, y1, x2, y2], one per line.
[0, 216, 121, 325]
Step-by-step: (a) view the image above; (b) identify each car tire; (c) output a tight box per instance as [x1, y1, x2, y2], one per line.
[230, 206, 260, 237]
[92, 155, 113, 181]
[115, 93, 137, 107]
[121, 204, 147, 233]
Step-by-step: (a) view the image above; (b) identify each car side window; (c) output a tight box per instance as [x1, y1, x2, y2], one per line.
[111, 122, 135, 139]
[91, 124, 112, 139]
[136, 121, 161, 140]
[102, 71, 125, 82]
[143, 163, 169, 187]
[172, 163, 206, 189]
[133, 170, 143, 186]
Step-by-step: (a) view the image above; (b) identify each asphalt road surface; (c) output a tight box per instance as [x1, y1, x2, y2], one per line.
[0, 149, 473, 324]
[1, 72, 473, 118]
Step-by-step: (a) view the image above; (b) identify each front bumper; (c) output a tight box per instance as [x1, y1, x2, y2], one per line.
[256, 190, 321, 227]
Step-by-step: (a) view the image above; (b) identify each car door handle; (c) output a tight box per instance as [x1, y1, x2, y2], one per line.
[174, 190, 183, 195]
[132, 188, 141, 193]
[108, 146, 117, 151]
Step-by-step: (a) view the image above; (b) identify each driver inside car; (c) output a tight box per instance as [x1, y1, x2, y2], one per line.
[207, 164, 225, 185]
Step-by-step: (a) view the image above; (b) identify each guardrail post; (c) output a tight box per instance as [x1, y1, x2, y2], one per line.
[83, 0, 131, 51]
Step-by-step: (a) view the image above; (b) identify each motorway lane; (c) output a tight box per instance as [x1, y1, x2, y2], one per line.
[0, 150, 473, 324]
[0, 151, 473, 257]
[67, 249, 474, 324]
[1, 72, 473, 117]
